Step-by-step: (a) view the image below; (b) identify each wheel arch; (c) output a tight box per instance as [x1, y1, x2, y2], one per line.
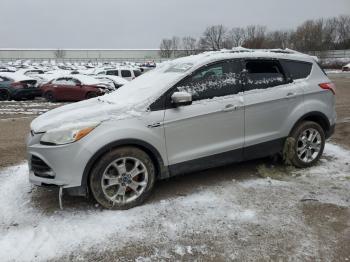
[289, 111, 331, 138]
[81, 139, 169, 192]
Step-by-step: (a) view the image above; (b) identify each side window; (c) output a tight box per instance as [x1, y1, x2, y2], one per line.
[106, 70, 119, 76]
[133, 70, 141, 77]
[280, 60, 312, 80]
[245, 60, 286, 90]
[52, 78, 66, 85]
[98, 71, 106, 75]
[121, 70, 132, 78]
[174, 60, 242, 101]
[66, 78, 79, 86]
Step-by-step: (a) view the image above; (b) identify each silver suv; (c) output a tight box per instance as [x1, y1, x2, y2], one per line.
[27, 49, 336, 209]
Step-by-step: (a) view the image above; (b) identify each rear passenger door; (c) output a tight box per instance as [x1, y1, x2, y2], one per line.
[242, 59, 304, 158]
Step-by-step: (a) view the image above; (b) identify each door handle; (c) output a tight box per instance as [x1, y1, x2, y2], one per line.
[285, 92, 297, 99]
[223, 104, 238, 112]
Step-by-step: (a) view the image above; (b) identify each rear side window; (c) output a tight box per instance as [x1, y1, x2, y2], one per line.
[121, 70, 132, 78]
[106, 70, 119, 76]
[245, 60, 286, 90]
[133, 70, 141, 77]
[280, 60, 312, 80]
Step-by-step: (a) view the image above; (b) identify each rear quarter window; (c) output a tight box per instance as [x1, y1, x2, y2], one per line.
[121, 70, 132, 78]
[280, 60, 312, 80]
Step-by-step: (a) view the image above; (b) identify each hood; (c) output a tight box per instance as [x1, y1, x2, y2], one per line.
[30, 61, 192, 133]
[30, 98, 144, 133]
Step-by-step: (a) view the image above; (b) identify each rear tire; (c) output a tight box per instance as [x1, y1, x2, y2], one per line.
[286, 121, 325, 168]
[89, 147, 156, 210]
[44, 91, 55, 102]
[0, 90, 10, 101]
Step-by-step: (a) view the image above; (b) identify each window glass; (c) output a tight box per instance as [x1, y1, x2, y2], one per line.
[121, 70, 132, 78]
[280, 60, 312, 80]
[133, 70, 141, 77]
[175, 60, 242, 101]
[106, 70, 119, 76]
[245, 60, 286, 90]
[52, 78, 66, 85]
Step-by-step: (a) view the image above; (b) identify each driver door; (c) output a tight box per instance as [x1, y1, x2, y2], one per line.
[163, 60, 245, 175]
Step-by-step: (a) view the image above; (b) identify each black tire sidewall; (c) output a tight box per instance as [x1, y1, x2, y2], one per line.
[89, 147, 156, 210]
[86, 92, 97, 99]
[45, 91, 55, 102]
[0, 90, 10, 101]
[290, 121, 325, 168]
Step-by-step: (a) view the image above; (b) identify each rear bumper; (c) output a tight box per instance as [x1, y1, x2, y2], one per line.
[326, 124, 335, 139]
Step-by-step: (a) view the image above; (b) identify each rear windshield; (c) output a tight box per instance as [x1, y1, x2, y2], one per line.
[280, 60, 312, 80]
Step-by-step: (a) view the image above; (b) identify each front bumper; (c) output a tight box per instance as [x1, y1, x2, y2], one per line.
[27, 132, 93, 193]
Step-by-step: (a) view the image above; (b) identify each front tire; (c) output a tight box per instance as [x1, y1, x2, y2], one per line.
[89, 147, 156, 210]
[86, 92, 97, 99]
[287, 121, 325, 168]
[44, 91, 56, 102]
[0, 90, 10, 101]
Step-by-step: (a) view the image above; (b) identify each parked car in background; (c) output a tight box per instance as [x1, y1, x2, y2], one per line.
[95, 67, 142, 81]
[342, 63, 350, 71]
[94, 75, 129, 90]
[0, 72, 40, 101]
[41, 75, 109, 102]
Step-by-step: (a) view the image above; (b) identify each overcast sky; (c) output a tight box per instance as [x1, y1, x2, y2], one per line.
[0, 0, 349, 49]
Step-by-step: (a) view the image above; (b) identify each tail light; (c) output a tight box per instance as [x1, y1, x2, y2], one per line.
[319, 82, 336, 95]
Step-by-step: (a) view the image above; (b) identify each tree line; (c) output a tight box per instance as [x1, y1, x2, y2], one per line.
[159, 15, 350, 58]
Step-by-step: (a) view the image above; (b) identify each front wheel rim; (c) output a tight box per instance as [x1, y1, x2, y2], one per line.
[296, 128, 322, 163]
[101, 157, 148, 204]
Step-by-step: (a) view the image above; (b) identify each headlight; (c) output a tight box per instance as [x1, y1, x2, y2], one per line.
[40, 122, 99, 145]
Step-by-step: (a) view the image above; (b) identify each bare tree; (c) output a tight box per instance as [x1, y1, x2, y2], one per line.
[265, 30, 291, 49]
[243, 25, 267, 48]
[54, 49, 66, 59]
[159, 38, 173, 58]
[171, 36, 181, 57]
[199, 25, 227, 50]
[182, 36, 197, 55]
[225, 27, 246, 48]
[336, 15, 350, 49]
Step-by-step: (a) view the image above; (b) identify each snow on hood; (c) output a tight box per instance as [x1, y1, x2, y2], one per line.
[30, 65, 186, 132]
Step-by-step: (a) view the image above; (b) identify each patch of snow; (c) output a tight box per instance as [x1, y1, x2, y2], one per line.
[0, 143, 349, 261]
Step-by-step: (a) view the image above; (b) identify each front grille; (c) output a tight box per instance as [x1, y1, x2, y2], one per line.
[31, 155, 55, 179]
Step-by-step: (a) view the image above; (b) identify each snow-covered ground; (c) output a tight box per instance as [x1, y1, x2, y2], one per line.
[0, 100, 65, 118]
[0, 143, 349, 261]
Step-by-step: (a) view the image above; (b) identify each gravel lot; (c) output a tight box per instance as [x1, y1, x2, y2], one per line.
[0, 74, 349, 261]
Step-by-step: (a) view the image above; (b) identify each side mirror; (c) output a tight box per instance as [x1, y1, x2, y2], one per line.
[76, 83, 82, 87]
[171, 91, 192, 107]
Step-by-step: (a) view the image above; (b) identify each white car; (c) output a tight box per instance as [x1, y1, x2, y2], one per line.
[95, 67, 142, 81]
[94, 75, 129, 90]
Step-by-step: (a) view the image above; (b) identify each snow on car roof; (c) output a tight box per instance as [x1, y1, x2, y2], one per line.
[100, 48, 316, 107]
[55, 74, 103, 85]
[94, 75, 129, 85]
[0, 72, 36, 82]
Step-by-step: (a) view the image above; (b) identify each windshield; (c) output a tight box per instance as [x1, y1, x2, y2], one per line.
[99, 62, 189, 110]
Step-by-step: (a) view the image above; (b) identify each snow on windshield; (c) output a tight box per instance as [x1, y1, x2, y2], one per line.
[100, 62, 188, 108]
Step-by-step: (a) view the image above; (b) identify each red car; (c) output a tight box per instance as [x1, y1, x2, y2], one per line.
[41, 75, 110, 102]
